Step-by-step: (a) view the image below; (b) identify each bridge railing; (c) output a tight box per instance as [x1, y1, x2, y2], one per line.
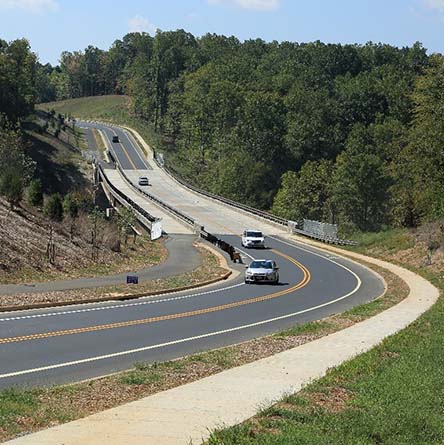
[96, 162, 162, 240]
[153, 157, 288, 228]
[97, 123, 358, 246]
[115, 164, 196, 228]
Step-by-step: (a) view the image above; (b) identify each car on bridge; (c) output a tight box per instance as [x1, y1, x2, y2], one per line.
[112, 135, 119, 143]
[241, 229, 265, 248]
[138, 176, 150, 186]
[245, 259, 279, 284]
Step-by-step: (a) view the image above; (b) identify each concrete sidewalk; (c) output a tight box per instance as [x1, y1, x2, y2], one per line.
[5, 241, 438, 445]
[0, 235, 201, 296]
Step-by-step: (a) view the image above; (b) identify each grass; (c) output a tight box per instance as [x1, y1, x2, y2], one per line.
[348, 227, 415, 254]
[0, 255, 409, 443]
[37, 96, 164, 155]
[206, 234, 444, 445]
[37, 96, 131, 122]
[91, 128, 106, 155]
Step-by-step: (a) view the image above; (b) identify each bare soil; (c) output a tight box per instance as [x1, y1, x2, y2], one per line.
[0, 197, 167, 285]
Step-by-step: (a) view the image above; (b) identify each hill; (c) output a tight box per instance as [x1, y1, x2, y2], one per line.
[37, 95, 131, 122]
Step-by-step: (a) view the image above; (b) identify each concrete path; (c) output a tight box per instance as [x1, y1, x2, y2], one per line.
[5, 238, 438, 445]
[0, 235, 200, 296]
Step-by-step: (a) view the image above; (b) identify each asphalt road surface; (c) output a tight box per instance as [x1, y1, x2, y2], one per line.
[0, 123, 385, 388]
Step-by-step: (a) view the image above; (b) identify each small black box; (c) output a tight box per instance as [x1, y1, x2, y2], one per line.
[127, 275, 139, 284]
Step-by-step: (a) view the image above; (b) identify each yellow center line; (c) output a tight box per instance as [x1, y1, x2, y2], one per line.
[111, 129, 138, 171]
[0, 251, 310, 345]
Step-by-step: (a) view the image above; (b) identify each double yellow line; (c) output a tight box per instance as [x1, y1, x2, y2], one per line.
[110, 129, 138, 170]
[0, 251, 310, 345]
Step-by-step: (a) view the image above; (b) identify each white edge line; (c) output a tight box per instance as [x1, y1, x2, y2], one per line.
[123, 130, 150, 170]
[268, 235, 362, 292]
[0, 275, 361, 380]
[0, 283, 245, 323]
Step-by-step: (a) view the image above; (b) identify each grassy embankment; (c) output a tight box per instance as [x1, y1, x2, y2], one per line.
[207, 227, 444, 445]
[37, 96, 163, 156]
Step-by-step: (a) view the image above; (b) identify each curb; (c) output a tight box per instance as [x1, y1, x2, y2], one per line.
[0, 270, 232, 314]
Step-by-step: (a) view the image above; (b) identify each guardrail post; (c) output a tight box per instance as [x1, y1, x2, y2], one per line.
[287, 220, 299, 234]
[194, 222, 204, 236]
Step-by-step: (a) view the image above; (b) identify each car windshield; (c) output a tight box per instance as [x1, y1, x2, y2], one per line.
[246, 231, 263, 238]
[250, 260, 273, 269]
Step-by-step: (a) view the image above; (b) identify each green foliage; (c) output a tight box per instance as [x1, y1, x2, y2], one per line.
[35, 34, 444, 229]
[0, 168, 24, 209]
[405, 54, 444, 221]
[0, 118, 35, 185]
[63, 192, 79, 219]
[44, 193, 64, 221]
[272, 160, 334, 222]
[0, 39, 37, 121]
[27, 178, 43, 207]
[332, 124, 392, 231]
[117, 207, 136, 244]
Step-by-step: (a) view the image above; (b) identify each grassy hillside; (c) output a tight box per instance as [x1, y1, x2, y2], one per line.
[37, 96, 163, 153]
[37, 95, 131, 121]
[26, 130, 90, 196]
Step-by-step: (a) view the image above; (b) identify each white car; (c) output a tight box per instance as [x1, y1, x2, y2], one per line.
[241, 229, 265, 248]
[245, 259, 279, 284]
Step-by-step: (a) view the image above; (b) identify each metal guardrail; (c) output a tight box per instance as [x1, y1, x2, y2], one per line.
[115, 164, 195, 228]
[200, 228, 242, 263]
[292, 228, 357, 246]
[97, 163, 159, 230]
[153, 158, 287, 228]
[95, 122, 357, 247]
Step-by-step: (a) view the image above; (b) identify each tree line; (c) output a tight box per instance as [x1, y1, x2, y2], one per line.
[0, 38, 137, 261]
[2, 32, 444, 232]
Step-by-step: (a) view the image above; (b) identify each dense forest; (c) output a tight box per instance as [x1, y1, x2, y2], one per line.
[1, 32, 443, 232]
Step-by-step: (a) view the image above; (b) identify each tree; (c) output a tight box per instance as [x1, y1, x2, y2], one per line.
[63, 193, 80, 239]
[44, 193, 64, 221]
[406, 54, 444, 220]
[0, 169, 24, 209]
[332, 134, 391, 231]
[117, 207, 136, 244]
[272, 160, 335, 222]
[27, 179, 43, 207]
[0, 38, 38, 121]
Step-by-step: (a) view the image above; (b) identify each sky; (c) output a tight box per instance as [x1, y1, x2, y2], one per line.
[0, 0, 443, 65]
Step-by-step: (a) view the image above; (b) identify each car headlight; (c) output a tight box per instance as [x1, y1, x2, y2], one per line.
[246, 271, 253, 276]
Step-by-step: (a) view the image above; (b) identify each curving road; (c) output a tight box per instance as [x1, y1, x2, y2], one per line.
[0, 123, 385, 389]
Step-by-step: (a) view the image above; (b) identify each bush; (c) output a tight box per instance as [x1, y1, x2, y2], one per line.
[0, 169, 23, 209]
[27, 179, 43, 207]
[44, 193, 64, 221]
[63, 193, 79, 219]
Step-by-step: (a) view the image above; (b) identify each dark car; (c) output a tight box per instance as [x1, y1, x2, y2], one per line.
[138, 176, 150, 186]
[112, 135, 119, 143]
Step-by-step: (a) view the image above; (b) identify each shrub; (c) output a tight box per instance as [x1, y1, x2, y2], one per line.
[63, 193, 79, 219]
[0, 169, 23, 209]
[44, 193, 64, 221]
[27, 179, 43, 207]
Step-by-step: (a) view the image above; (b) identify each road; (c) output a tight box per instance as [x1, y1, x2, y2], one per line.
[0, 122, 385, 388]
